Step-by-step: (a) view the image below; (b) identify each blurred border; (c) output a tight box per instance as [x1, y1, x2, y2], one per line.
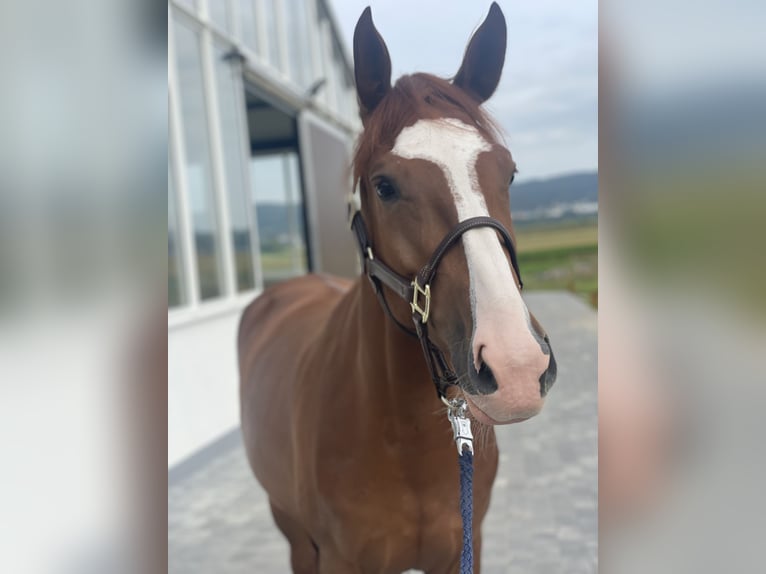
[600, 0, 766, 571]
[0, 0, 167, 572]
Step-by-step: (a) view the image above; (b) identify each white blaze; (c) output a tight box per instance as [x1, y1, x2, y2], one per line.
[392, 118, 546, 415]
[391, 118, 525, 343]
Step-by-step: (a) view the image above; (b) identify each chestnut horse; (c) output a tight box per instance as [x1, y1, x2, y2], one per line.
[239, 4, 557, 572]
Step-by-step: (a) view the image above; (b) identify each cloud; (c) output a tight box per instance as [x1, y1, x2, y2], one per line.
[330, 0, 598, 180]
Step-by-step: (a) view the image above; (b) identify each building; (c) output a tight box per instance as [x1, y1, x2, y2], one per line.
[168, 0, 359, 466]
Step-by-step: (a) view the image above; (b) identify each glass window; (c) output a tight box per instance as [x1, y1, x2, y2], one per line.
[209, 0, 229, 33]
[262, 0, 281, 71]
[286, 0, 313, 89]
[333, 48, 346, 115]
[238, 0, 257, 53]
[251, 152, 308, 287]
[318, 18, 335, 111]
[173, 17, 224, 300]
[214, 43, 256, 292]
[168, 160, 185, 308]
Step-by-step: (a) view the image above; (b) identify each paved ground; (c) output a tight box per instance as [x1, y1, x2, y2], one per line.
[168, 291, 597, 573]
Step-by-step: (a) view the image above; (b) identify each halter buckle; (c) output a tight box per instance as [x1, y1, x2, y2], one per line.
[410, 281, 431, 324]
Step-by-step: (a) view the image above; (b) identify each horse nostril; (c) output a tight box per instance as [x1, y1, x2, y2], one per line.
[464, 346, 497, 395]
[539, 342, 557, 397]
[474, 346, 494, 383]
[477, 359, 493, 382]
[468, 353, 498, 395]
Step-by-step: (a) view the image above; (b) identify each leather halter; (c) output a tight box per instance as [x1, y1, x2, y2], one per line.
[350, 202, 523, 399]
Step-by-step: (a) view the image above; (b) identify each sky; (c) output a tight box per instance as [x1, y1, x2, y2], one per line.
[328, 0, 598, 182]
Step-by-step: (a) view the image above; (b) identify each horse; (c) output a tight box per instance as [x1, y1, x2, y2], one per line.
[238, 4, 557, 572]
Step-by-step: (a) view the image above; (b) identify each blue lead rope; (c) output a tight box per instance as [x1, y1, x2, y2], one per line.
[444, 397, 475, 574]
[458, 448, 474, 574]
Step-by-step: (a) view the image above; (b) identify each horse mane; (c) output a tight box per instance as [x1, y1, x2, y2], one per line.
[352, 73, 501, 190]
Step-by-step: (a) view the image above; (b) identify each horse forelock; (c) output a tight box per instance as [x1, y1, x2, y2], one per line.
[352, 73, 501, 193]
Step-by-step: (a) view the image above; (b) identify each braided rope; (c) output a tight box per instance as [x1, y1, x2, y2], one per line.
[458, 448, 474, 573]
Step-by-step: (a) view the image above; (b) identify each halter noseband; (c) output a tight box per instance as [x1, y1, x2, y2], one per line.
[349, 200, 523, 399]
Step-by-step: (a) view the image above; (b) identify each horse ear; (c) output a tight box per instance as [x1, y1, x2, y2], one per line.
[353, 7, 392, 123]
[453, 2, 507, 103]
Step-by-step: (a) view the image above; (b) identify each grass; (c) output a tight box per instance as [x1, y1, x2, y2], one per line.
[260, 245, 307, 287]
[516, 223, 597, 252]
[261, 246, 305, 275]
[621, 170, 766, 317]
[171, 224, 599, 308]
[515, 220, 598, 307]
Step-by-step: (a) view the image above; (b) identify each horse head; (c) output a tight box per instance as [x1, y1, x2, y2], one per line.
[352, 3, 557, 424]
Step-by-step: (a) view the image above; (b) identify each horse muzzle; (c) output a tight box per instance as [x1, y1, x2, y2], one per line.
[460, 336, 557, 425]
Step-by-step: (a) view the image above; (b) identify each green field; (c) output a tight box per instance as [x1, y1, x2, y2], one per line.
[515, 220, 598, 307]
[169, 224, 599, 308]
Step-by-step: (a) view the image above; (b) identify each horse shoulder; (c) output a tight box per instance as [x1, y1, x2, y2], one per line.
[239, 274, 357, 516]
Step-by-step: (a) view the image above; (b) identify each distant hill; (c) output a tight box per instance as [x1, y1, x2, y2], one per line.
[247, 171, 598, 242]
[253, 203, 306, 249]
[510, 172, 598, 223]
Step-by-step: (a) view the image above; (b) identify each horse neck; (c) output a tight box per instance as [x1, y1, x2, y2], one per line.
[352, 279, 443, 420]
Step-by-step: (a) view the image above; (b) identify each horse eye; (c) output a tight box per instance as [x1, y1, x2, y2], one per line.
[508, 173, 516, 187]
[374, 179, 399, 202]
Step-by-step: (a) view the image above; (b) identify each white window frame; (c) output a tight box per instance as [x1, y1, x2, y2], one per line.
[169, 6, 262, 325]
[168, 11, 202, 309]
[167, 0, 358, 326]
[213, 37, 266, 294]
[171, 0, 356, 130]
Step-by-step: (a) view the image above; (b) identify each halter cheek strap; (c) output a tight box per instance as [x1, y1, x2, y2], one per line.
[349, 202, 523, 399]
